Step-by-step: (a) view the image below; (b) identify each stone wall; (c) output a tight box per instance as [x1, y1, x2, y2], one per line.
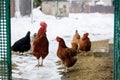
[42, 1, 69, 17]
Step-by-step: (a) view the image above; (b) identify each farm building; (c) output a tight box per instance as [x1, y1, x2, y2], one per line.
[88, 0, 114, 13]
[69, 0, 114, 13]
[41, 0, 69, 17]
[69, 0, 91, 13]
[10, 0, 31, 17]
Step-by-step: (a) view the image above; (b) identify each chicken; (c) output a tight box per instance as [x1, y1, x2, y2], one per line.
[11, 31, 31, 55]
[32, 21, 49, 67]
[56, 36, 77, 72]
[71, 30, 80, 50]
[28, 33, 37, 54]
[78, 33, 91, 55]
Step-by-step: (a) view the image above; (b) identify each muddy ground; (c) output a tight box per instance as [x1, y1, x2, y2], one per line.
[57, 39, 113, 80]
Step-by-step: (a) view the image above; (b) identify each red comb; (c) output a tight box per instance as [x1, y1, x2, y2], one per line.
[40, 21, 47, 27]
[56, 36, 60, 42]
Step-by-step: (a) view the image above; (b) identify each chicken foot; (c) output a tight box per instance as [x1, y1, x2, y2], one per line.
[35, 60, 41, 67]
[35, 59, 43, 67]
[80, 51, 87, 56]
[64, 66, 69, 73]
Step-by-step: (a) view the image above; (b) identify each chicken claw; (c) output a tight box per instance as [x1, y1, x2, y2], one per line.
[64, 67, 69, 73]
[35, 64, 43, 67]
[35, 60, 43, 67]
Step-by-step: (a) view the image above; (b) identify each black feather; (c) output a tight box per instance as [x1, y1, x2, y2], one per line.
[11, 31, 31, 53]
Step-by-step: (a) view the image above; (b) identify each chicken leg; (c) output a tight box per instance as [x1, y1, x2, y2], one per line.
[64, 65, 69, 73]
[40, 58, 43, 66]
[36, 59, 43, 67]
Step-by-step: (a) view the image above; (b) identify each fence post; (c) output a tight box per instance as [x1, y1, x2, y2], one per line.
[0, 0, 11, 80]
[114, 0, 120, 80]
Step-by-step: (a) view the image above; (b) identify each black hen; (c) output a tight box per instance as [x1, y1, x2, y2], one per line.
[11, 31, 31, 54]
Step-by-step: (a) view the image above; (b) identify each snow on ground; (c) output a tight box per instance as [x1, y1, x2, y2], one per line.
[11, 7, 114, 80]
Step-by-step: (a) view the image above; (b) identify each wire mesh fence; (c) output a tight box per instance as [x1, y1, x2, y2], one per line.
[0, 0, 120, 80]
[0, 0, 11, 80]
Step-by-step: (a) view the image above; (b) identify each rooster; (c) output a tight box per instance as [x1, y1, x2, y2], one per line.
[56, 36, 77, 72]
[78, 33, 91, 55]
[71, 30, 80, 50]
[32, 21, 49, 67]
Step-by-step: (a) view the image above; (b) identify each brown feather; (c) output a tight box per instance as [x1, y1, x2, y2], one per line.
[78, 33, 91, 52]
[32, 26, 49, 61]
[56, 37, 77, 68]
[71, 30, 80, 50]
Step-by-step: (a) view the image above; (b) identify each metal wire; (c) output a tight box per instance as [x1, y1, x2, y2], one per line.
[0, 0, 11, 80]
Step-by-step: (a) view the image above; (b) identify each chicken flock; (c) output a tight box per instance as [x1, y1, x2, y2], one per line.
[11, 21, 91, 72]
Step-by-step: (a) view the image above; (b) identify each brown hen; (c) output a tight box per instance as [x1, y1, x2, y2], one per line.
[71, 30, 80, 50]
[56, 36, 77, 72]
[78, 33, 91, 55]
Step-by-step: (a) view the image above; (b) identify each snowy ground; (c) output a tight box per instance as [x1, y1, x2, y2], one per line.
[11, 7, 114, 80]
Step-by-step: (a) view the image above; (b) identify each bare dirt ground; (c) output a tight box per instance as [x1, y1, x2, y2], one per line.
[58, 39, 113, 80]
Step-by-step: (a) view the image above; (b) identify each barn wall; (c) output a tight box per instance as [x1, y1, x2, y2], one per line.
[89, 5, 114, 13]
[10, 0, 31, 17]
[42, 1, 69, 17]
